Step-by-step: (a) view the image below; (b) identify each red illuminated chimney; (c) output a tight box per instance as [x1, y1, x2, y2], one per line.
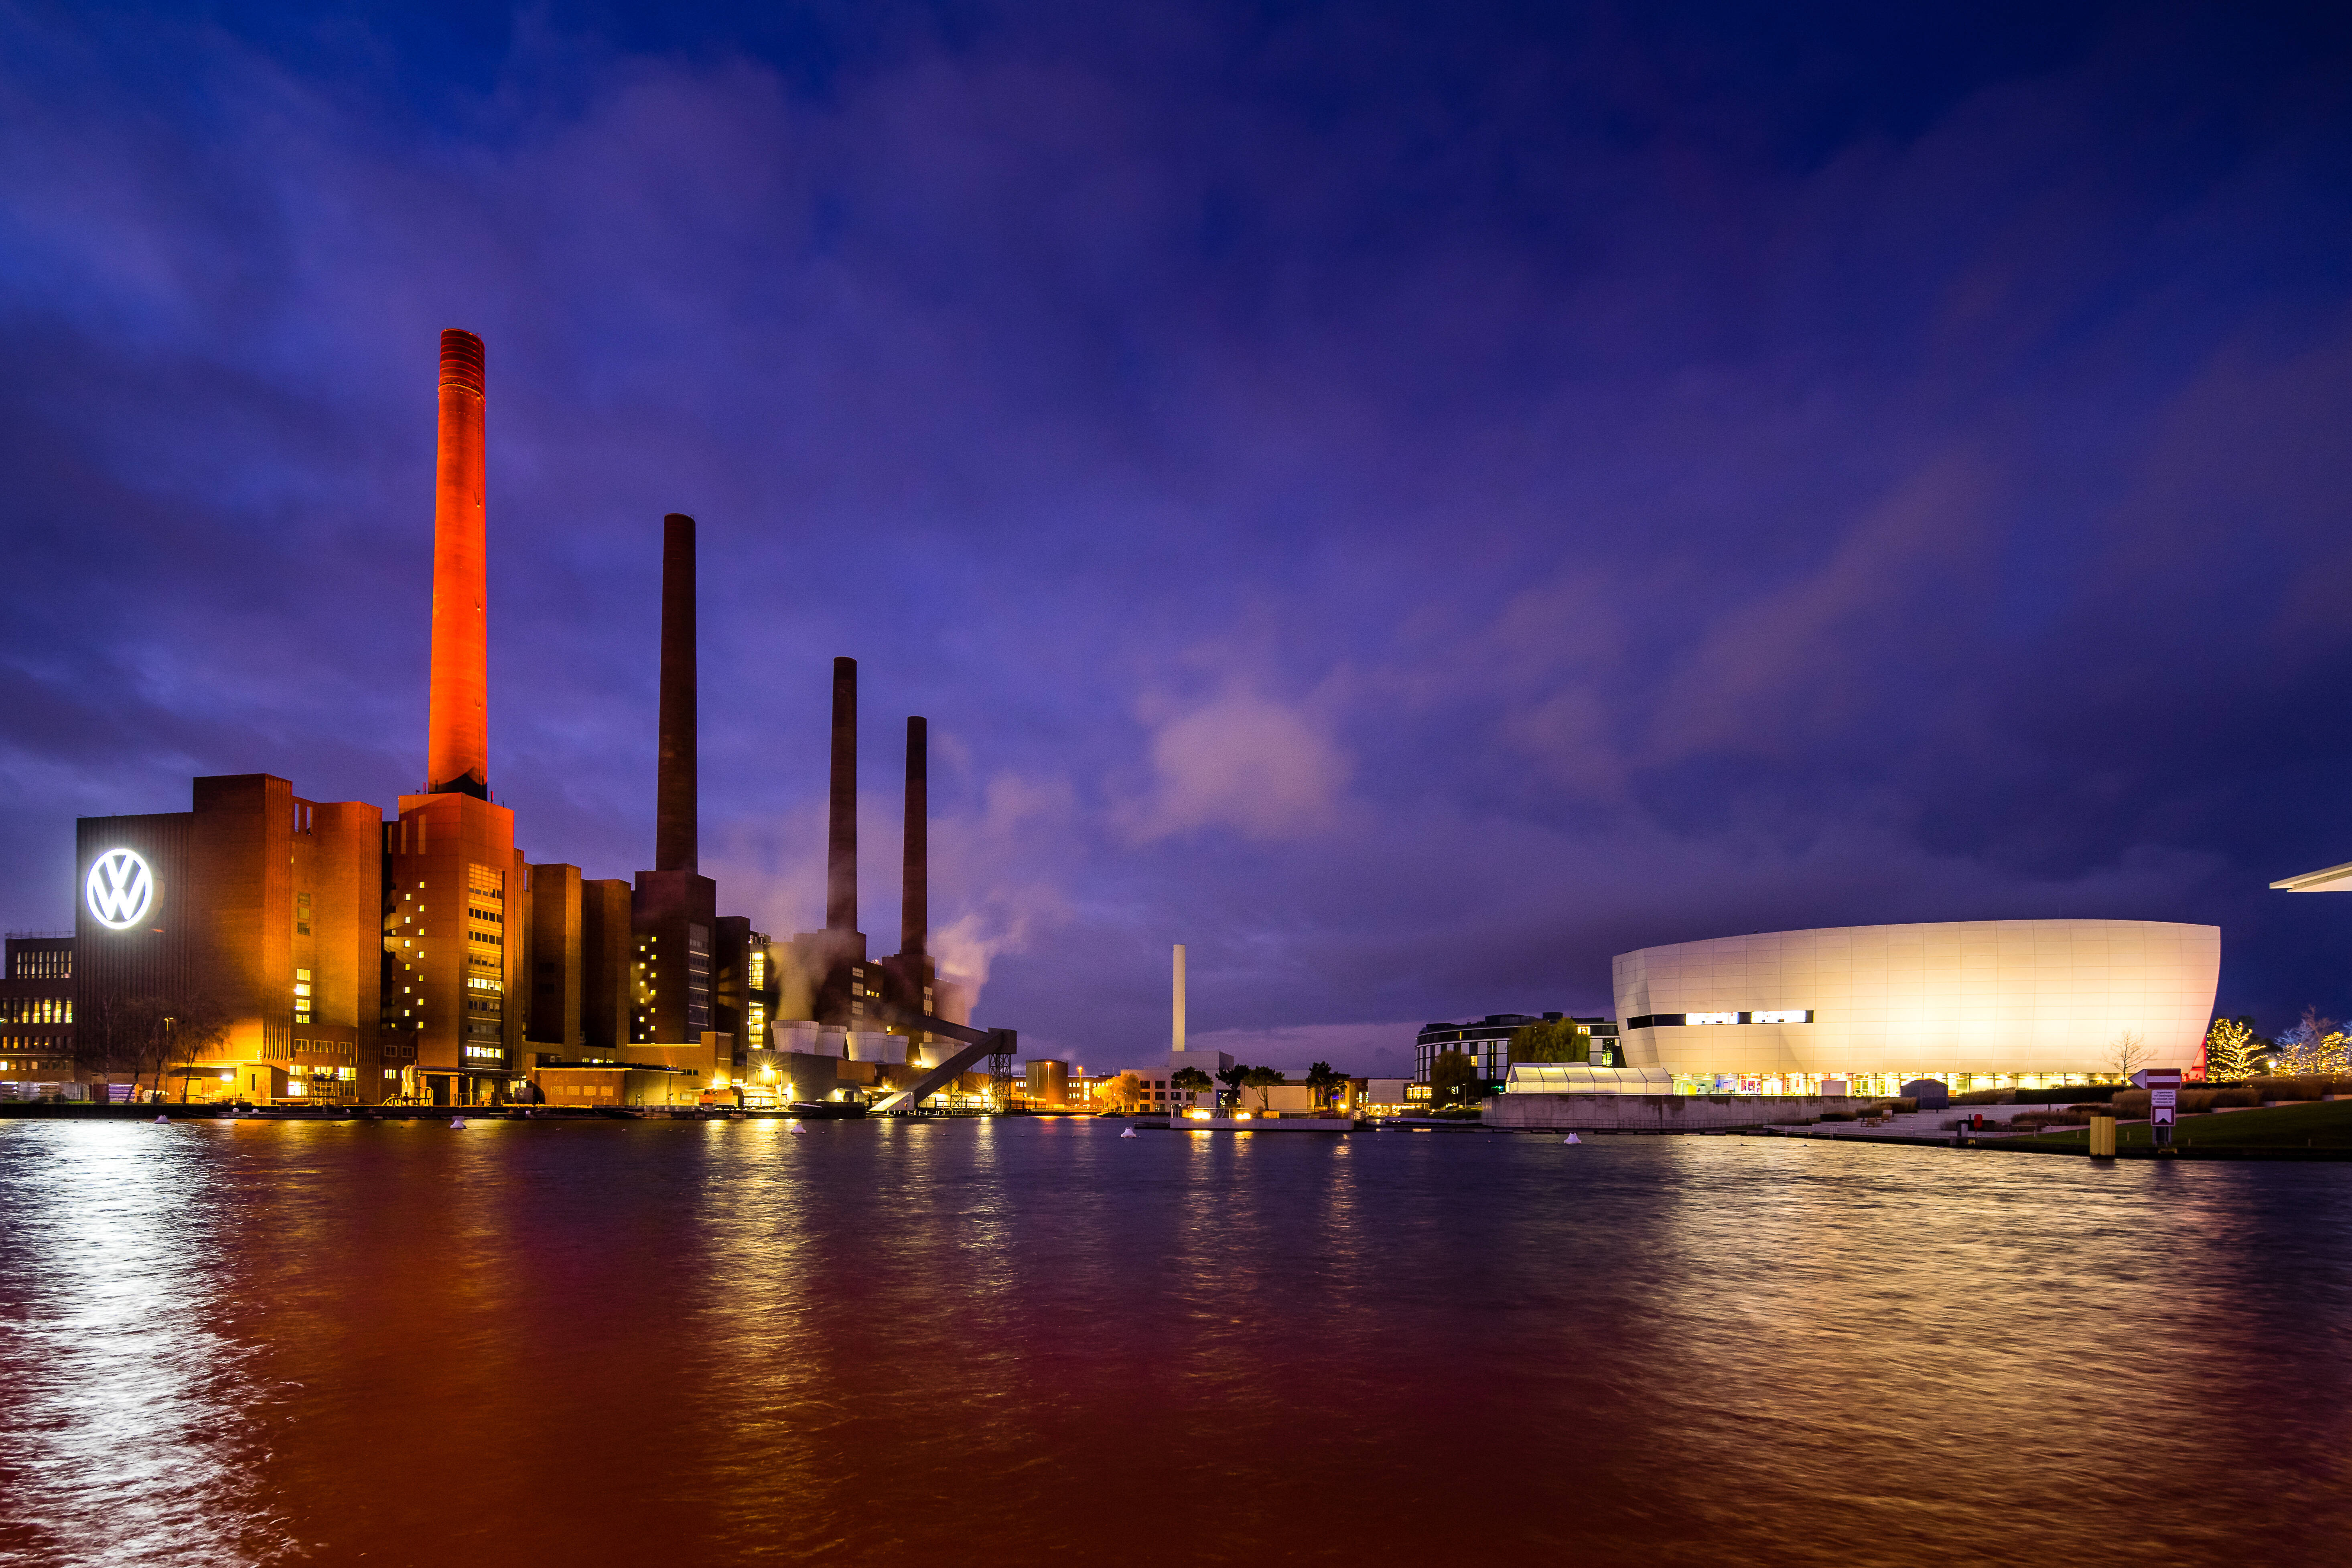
[425, 329, 489, 798]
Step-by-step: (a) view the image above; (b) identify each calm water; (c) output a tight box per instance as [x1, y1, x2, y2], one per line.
[2, 1118, 2348, 1566]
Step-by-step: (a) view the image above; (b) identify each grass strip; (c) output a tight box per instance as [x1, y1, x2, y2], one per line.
[2005, 1097, 2352, 1151]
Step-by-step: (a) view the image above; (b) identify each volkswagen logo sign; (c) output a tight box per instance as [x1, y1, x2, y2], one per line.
[86, 848, 155, 930]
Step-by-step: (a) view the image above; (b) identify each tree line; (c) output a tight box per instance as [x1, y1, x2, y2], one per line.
[72, 990, 232, 1100]
[1091, 1060, 1350, 1114]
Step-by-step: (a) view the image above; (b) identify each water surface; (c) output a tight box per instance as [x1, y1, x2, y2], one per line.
[2, 1118, 2346, 1565]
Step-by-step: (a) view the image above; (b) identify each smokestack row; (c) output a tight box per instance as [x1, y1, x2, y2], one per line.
[412, 324, 937, 1066]
[819, 658, 930, 955]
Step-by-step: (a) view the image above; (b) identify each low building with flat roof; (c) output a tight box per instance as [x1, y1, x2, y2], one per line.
[1414, 1013, 1619, 1081]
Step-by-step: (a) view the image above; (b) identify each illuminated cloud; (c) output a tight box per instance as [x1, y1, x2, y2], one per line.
[1119, 688, 1352, 844]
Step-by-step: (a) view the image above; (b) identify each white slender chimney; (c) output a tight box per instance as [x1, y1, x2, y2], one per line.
[1172, 943, 1187, 1053]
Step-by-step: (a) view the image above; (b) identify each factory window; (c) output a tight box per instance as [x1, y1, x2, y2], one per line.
[296, 892, 312, 936]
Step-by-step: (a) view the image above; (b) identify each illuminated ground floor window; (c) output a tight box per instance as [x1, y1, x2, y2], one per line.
[1665, 1070, 2121, 1097]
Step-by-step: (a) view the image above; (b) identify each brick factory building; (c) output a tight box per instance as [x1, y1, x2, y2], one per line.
[57, 330, 978, 1110]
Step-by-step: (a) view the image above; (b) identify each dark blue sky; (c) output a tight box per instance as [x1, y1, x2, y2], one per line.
[6, 2, 2352, 1075]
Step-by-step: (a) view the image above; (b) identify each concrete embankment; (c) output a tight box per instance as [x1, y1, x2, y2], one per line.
[1482, 1093, 1850, 1132]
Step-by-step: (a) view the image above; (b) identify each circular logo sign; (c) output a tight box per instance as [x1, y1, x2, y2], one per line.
[85, 848, 155, 929]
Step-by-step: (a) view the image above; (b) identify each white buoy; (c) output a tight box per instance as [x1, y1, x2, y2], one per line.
[1563, 1133, 1582, 1145]
[788, 1122, 804, 1134]
[1120, 1127, 1138, 1138]
[450, 1116, 467, 1129]
[154, 1115, 169, 1124]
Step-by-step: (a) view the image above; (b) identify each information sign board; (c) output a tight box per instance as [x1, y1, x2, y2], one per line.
[2134, 1068, 2184, 1145]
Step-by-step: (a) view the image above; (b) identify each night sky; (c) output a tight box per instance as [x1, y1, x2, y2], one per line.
[6, 3, 2352, 1076]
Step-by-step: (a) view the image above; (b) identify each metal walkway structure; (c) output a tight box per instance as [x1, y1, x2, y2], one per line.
[863, 1001, 1016, 1114]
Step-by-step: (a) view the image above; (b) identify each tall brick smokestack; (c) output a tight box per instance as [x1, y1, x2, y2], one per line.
[901, 716, 926, 958]
[655, 513, 696, 873]
[426, 329, 489, 798]
[826, 656, 857, 933]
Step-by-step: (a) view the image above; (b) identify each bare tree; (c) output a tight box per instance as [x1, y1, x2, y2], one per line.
[157, 994, 231, 1100]
[2275, 1006, 2348, 1075]
[74, 992, 164, 1091]
[76, 990, 233, 1101]
[2108, 1029, 2148, 1082]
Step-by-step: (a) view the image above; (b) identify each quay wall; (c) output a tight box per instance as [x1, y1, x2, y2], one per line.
[1483, 1093, 1851, 1132]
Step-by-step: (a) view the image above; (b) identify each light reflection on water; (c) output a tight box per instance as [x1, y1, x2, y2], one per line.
[2, 1120, 2348, 1566]
[0, 1122, 293, 1564]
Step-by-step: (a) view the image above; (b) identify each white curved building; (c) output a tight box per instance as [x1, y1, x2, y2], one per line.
[1611, 919, 2219, 1096]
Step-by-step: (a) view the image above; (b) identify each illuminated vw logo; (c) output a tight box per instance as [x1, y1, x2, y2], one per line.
[85, 849, 155, 929]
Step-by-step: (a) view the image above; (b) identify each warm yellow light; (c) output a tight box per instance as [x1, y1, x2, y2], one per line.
[1234, 1111, 1252, 1120]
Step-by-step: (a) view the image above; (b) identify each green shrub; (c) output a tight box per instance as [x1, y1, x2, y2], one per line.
[1952, 1088, 2014, 1106]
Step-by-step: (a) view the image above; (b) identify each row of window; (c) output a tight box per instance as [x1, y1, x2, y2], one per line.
[1, 998, 71, 1023]
[1625, 1011, 1816, 1028]
[6, 949, 71, 980]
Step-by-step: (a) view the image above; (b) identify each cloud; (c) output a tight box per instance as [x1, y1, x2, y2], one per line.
[1116, 687, 1352, 842]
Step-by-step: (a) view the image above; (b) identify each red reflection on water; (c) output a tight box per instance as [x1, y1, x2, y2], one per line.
[2, 1119, 2349, 1565]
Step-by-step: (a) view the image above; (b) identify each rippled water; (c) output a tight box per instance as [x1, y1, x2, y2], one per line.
[2, 1118, 2348, 1566]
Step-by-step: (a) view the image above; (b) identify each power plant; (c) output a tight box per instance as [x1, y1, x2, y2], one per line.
[55, 329, 1007, 1111]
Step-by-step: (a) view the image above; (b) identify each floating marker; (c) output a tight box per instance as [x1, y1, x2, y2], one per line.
[450, 1116, 467, 1129]
[1563, 1133, 1582, 1145]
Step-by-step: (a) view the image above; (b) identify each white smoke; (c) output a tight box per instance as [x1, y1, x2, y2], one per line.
[926, 769, 1074, 1011]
